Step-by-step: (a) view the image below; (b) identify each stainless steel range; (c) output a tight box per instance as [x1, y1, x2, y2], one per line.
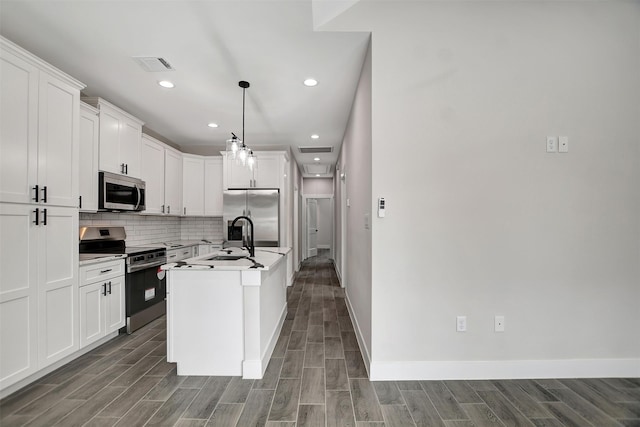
[79, 226, 167, 334]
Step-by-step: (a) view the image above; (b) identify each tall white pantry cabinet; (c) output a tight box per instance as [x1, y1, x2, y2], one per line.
[0, 37, 84, 391]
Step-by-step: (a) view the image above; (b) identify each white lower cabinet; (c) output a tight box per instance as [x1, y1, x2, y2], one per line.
[0, 203, 79, 391]
[79, 260, 125, 348]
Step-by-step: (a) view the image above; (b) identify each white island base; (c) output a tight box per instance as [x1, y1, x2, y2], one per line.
[165, 248, 290, 379]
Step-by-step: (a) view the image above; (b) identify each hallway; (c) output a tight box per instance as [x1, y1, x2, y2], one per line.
[1, 250, 639, 426]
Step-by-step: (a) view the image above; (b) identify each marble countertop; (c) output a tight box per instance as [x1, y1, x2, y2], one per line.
[162, 247, 291, 271]
[140, 239, 224, 249]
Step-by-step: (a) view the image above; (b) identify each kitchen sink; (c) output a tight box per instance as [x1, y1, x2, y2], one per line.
[205, 255, 247, 261]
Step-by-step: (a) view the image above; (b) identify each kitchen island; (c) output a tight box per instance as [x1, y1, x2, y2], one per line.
[162, 247, 290, 379]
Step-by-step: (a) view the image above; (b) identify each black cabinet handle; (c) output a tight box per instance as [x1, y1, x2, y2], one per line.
[79, 195, 82, 209]
[32, 185, 39, 202]
[100, 268, 112, 274]
[42, 208, 47, 226]
[184, 207, 186, 215]
[102, 283, 107, 296]
[125, 164, 128, 175]
[41, 186, 47, 203]
[161, 205, 165, 213]
[33, 209, 39, 225]
[108, 281, 112, 295]
[167, 206, 170, 214]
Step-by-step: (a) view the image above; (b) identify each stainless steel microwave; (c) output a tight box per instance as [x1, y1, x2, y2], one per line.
[98, 171, 146, 212]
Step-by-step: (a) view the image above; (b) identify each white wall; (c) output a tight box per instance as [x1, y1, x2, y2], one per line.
[325, 1, 640, 379]
[335, 39, 373, 369]
[302, 177, 334, 195]
[316, 198, 332, 249]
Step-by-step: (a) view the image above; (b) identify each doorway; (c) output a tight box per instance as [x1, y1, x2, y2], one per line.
[302, 194, 334, 261]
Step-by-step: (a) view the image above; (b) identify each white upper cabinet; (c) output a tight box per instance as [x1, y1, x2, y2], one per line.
[140, 134, 183, 215]
[182, 155, 204, 216]
[223, 151, 286, 190]
[79, 103, 99, 212]
[83, 97, 144, 179]
[140, 134, 166, 215]
[204, 157, 223, 216]
[0, 37, 84, 207]
[164, 148, 183, 216]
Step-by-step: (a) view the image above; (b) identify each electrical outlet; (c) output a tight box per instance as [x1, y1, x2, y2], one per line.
[494, 315, 505, 332]
[546, 136, 558, 153]
[456, 316, 467, 332]
[559, 136, 569, 153]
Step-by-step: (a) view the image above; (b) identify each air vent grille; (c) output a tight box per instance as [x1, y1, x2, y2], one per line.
[133, 56, 175, 72]
[298, 146, 333, 154]
[303, 164, 332, 174]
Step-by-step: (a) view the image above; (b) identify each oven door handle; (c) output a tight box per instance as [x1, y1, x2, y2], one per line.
[127, 260, 166, 274]
[133, 185, 141, 211]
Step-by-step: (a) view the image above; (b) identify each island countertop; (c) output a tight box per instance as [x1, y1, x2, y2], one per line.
[161, 247, 291, 271]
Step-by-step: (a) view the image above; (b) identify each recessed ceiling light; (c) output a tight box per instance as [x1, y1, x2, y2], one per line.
[303, 78, 318, 87]
[314, 157, 320, 162]
[207, 123, 219, 128]
[158, 80, 175, 88]
[311, 134, 319, 139]
[315, 174, 321, 177]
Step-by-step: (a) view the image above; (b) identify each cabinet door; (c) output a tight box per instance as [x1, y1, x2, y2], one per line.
[79, 104, 99, 212]
[182, 156, 204, 216]
[204, 157, 223, 216]
[105, 275, 125, 334]
[37, 73, 79, 207]
[165, 148, 183, 216]
[79, 282, 105, 348]
[120, 120, 141, 178]
[0, 203, 38, 389]
[141, 136, 166, 215]
[226, 156, 254, 189]
[254, 154, 281, 188]
[38, 206, 78, 366]
[0, 49, 39, 204]
[98, 108, 122, 175]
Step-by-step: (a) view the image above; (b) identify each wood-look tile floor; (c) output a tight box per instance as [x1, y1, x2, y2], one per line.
[1, 249, 639, 426]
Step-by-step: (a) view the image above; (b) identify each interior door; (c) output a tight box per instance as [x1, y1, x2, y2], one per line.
[307, 198, 318, 258]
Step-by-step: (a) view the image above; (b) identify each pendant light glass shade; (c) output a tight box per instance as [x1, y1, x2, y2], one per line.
[226, 133, 241, 160]
[225, 81, 256, 169]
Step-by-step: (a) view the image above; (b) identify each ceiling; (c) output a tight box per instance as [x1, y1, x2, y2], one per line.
[0, 0, 370, 178]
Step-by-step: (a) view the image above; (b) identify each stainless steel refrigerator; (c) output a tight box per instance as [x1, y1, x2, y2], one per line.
[223, 189, 279, 247]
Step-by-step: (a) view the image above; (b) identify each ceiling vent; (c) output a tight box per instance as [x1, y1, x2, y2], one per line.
[298, 146, 333, 154]
[133, 56, 175, 72]
[303, 163, 332, 175]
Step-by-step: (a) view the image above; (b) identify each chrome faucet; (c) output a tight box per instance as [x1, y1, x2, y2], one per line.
[231, 215, 255, 257]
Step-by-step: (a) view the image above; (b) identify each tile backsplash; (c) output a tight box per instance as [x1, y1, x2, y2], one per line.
[79, 213, 224, 246]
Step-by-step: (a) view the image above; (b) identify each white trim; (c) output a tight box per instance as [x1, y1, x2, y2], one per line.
[243, 303, 287, 379]
[317, 244, 331, 249]
[369, 358, 640, 381]
[345, 292, 371, 377]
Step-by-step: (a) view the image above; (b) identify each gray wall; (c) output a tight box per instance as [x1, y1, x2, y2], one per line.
[327, 1, 640, 378]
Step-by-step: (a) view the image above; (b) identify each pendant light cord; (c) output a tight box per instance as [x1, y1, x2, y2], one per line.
[242, 86, 246, 146]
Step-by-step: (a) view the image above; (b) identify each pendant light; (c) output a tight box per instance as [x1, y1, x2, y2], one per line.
[226, 80, 256, 171]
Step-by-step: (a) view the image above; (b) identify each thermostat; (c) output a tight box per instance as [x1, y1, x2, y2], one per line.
[378, 198, 385, 218]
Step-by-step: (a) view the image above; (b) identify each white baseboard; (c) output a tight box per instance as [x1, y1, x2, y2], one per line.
[344, 293, 372, 377]
[369, 358, 640, 381]
[334, 262, 343, 287]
